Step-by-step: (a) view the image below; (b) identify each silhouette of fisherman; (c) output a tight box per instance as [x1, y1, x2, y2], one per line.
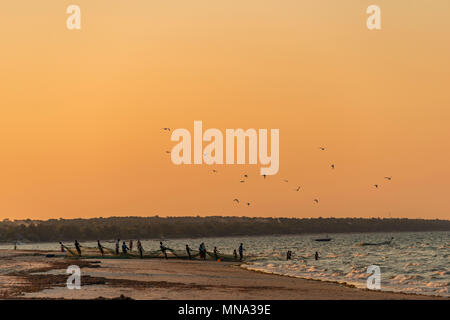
[199, 243, 206, 260]
[160, 241, 168, 259]
[115, 238, 120, 255]
[97, 240, 104, 256]
[122, 241, 129, 254]
[74, 240, 82, 256]
[287, 250, 292, 260]
[214, 246, 219, 260]
[137, 240, 143, 258]
[239, 243, 244, 261]
[186, 244, 192, 260]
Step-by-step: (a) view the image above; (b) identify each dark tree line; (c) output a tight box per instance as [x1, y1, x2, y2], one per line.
[0, 216, 448, 242]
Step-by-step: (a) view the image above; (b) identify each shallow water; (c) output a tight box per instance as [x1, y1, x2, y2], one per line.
[2, 231, 448, 297]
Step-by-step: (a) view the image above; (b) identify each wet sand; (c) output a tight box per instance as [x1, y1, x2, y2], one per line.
[0, 250, 444, 300]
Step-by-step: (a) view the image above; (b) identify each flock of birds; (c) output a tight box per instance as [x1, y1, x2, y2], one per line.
[161, 128, 392, 208]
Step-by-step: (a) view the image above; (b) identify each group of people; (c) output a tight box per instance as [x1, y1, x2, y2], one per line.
[286, 250, 293, 260]
[285, 250, 320, 261]
[61, 239, 144, 258]
[63, 240, 319, 262]
[61, 240, 245, 261]
[234, 243, 244, 261]
[113, 239, 144, 257]
[198, 242, 244, 261]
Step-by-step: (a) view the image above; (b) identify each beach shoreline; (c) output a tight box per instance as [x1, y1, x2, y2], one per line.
[0, 250, 446, 300]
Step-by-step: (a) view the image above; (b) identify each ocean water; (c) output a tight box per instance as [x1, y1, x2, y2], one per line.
[2, 231, 448, 297]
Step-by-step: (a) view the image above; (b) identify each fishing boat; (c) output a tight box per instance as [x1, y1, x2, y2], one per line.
[314, 235, 332, 242]
[360, 237, 394, 246]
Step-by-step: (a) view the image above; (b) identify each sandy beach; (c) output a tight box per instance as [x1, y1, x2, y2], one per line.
[0, 249, 445, 300]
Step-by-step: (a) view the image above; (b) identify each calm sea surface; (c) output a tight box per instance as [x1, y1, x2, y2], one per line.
[2, 231, 448, 297]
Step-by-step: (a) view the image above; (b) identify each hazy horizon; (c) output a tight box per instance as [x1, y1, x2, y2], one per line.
[4, 215, 450, 222]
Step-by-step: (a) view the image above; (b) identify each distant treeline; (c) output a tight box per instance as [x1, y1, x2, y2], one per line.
[0, 217, 449, 242]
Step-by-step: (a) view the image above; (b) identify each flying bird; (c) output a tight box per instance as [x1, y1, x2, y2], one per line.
[384, 177, 392, 180]
[295, 186, 301, 192]
[262, 174, 267, 179]
[246, 202, 251, 206]
[239, 180, 245, 183]
[331, 164, 335, 169]
[161, 128, 171, 131]
[314, 199, 319, 204]
[319, 147, 326, 151]
[233, 199, 240, 204]
[165, 150, 171, 154]
[243, 174, 248, 178]
[374, 184, 379, 189]
[211, 169, 218, 174]
[283, 179, 289, 183]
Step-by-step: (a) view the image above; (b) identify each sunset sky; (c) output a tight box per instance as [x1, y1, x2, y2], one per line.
[0, 1, 449, 220]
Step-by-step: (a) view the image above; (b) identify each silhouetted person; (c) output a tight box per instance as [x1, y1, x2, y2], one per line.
[287, 250, 292, 260]
[122, 241, 129, 254]
[202, 243, 207, 260]
[115, 238, 120, 255]
[199, 243, 206, 260]
[74, 240, 81, 256]
[186, 244, 192, 260]
[129, 240, 133, 252]
[233, 249, 237, 260]
[97, 240, 104, 256]
[214, 246, 219, 260]
[315, 251, 319, 261]
[137, 240, 143, 258]
[160, 241, 168, 259]
[239, 243, 244, 261]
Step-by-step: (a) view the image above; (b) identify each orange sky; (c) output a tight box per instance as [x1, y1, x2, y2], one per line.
[0, 1, 449, 220]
